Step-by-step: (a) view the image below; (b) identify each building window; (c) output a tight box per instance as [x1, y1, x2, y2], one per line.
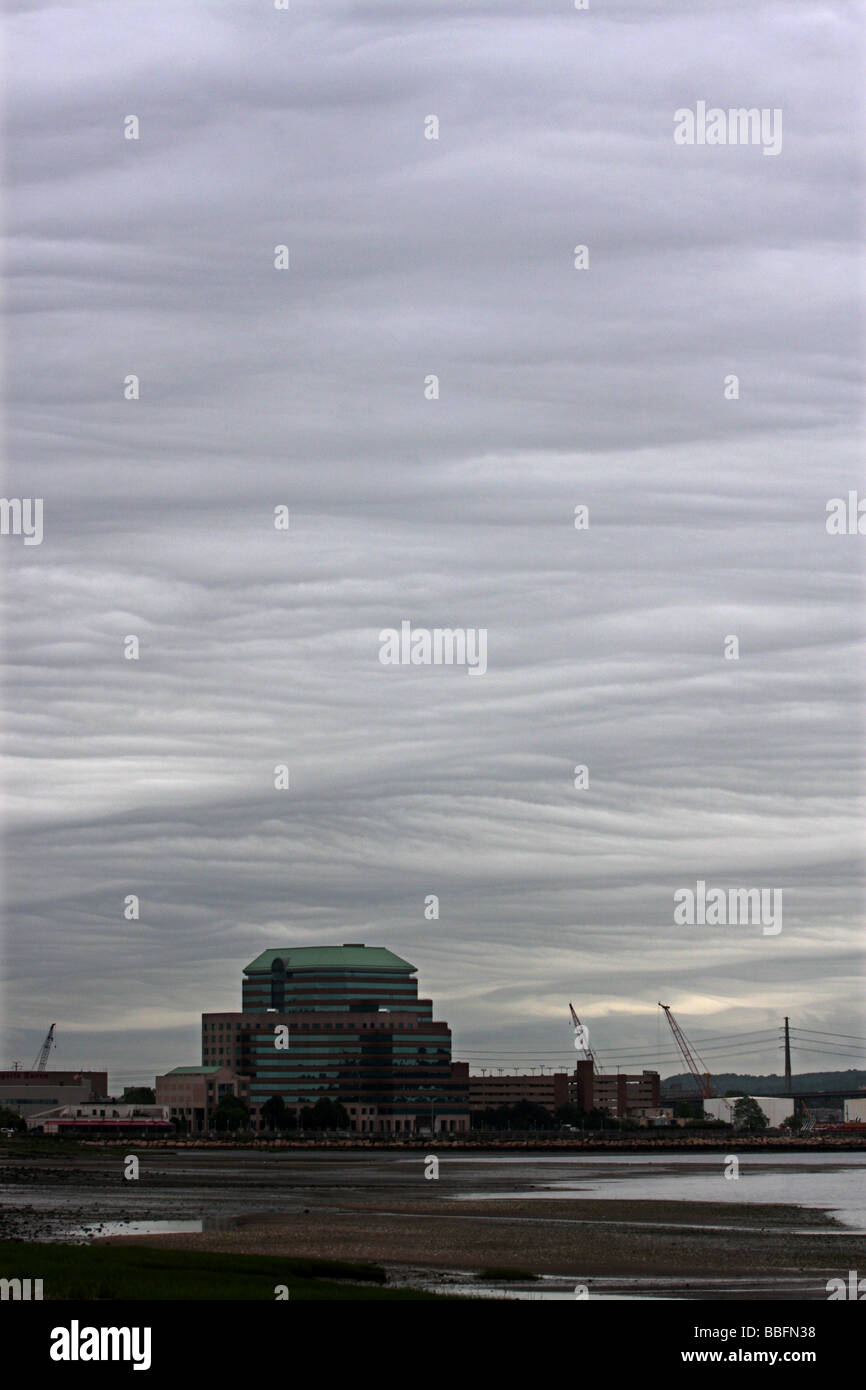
[271, 958, 286, 1010]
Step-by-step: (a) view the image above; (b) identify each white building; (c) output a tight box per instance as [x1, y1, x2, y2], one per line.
[26, 1103, 171, 1135]
[704, 1095, 792, 1128]
[843, 1097, 866, 1122]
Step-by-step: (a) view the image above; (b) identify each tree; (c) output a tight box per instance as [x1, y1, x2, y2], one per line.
[552, 1104, 616, 1131]
[784, 1112, 804, 1132]
[732, 1096, 768, 1133]
[509, 1100, 555, 1131]
[212, 1094, 250, 1133]
[554, 1104, 584, 1128]
[0, 1106, 25, 1132]
[122, 1086, 156, 1104]
[261, 1095, 288, 1131]
[471, 1108, 497, 1131]
[309, 1097, 349, 1130]
[261, 1095, 299, 1132]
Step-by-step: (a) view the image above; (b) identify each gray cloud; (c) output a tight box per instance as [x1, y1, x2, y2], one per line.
[1, 0, 863, 1087]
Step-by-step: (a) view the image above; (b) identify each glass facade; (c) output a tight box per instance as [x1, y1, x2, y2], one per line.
[201, 946, 469, 1131]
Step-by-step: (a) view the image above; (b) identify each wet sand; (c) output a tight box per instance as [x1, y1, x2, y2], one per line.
[100, 1195, 865, 1292]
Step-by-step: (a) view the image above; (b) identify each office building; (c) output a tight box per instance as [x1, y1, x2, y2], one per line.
[161, 945, 469, 1135]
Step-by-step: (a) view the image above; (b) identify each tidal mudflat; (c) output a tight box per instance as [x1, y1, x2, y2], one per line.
[3, 1147, 864, 1299]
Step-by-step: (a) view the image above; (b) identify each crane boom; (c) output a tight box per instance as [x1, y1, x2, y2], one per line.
[32, 1023, 56, 1072]
[658, 1003, 710, 1099]
[569, 1002, 601, 1076]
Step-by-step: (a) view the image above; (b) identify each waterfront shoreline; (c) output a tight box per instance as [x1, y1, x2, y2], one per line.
[5, 1135, 866, 1157]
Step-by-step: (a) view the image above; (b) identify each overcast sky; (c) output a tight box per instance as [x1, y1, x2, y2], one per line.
[1, 0, 863, 1090]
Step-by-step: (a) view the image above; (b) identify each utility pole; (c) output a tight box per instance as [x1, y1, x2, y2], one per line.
[784, 1016, 792, 1091]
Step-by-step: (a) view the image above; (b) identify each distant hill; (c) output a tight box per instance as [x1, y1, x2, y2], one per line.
[661, 1069, 866, 1097]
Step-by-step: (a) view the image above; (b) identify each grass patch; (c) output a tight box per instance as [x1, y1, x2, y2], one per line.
[0, 1241, 452, 1301]
[0, 1136, 95, 1158]
[475, 1266, 539, 1282]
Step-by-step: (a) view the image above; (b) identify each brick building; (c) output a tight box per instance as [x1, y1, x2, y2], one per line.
[458, 1065, 571, 1113]
[573, 1059, 660, 1117]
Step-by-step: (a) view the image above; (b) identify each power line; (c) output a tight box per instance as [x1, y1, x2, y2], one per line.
[608, 1039, 782, 1056]
[788, 1049, 866, 1058]
[457, 1039, 781, 1055]
[602, 1027, 783, 1045]
[676, 1029, 782, 1043]
[790, 1029, 866, 1043]
[459, 1047, 786, 1067]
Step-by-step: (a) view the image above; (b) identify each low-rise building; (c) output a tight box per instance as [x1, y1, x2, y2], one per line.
[0, 1070, 109, 1121]
[458, 1066, 570, 1113]
[26, 1103, 171, 1136]
[630, 1106, 674, 1126]
[573, 1061, 661, 1117]
[457, 1063, 665, 1122]
[155, 1065, 248, 1134]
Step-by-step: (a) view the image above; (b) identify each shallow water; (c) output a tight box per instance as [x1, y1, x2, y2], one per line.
[383, 1265, 830, 1302]
[64, 1218, 205, 1241]
[5, 1147, 865, 1246]
[446, 1152, 866, 1231]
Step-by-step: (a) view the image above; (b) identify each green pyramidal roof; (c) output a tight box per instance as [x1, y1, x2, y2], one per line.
[243, 945, 416, 975]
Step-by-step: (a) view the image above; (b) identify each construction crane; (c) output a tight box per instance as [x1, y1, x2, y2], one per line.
[32, 1023, 56, 1072]
[569, 1003, 601, 1075]
[658, 1003, 711, 1100]
[798, 1099, 816, 1134]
